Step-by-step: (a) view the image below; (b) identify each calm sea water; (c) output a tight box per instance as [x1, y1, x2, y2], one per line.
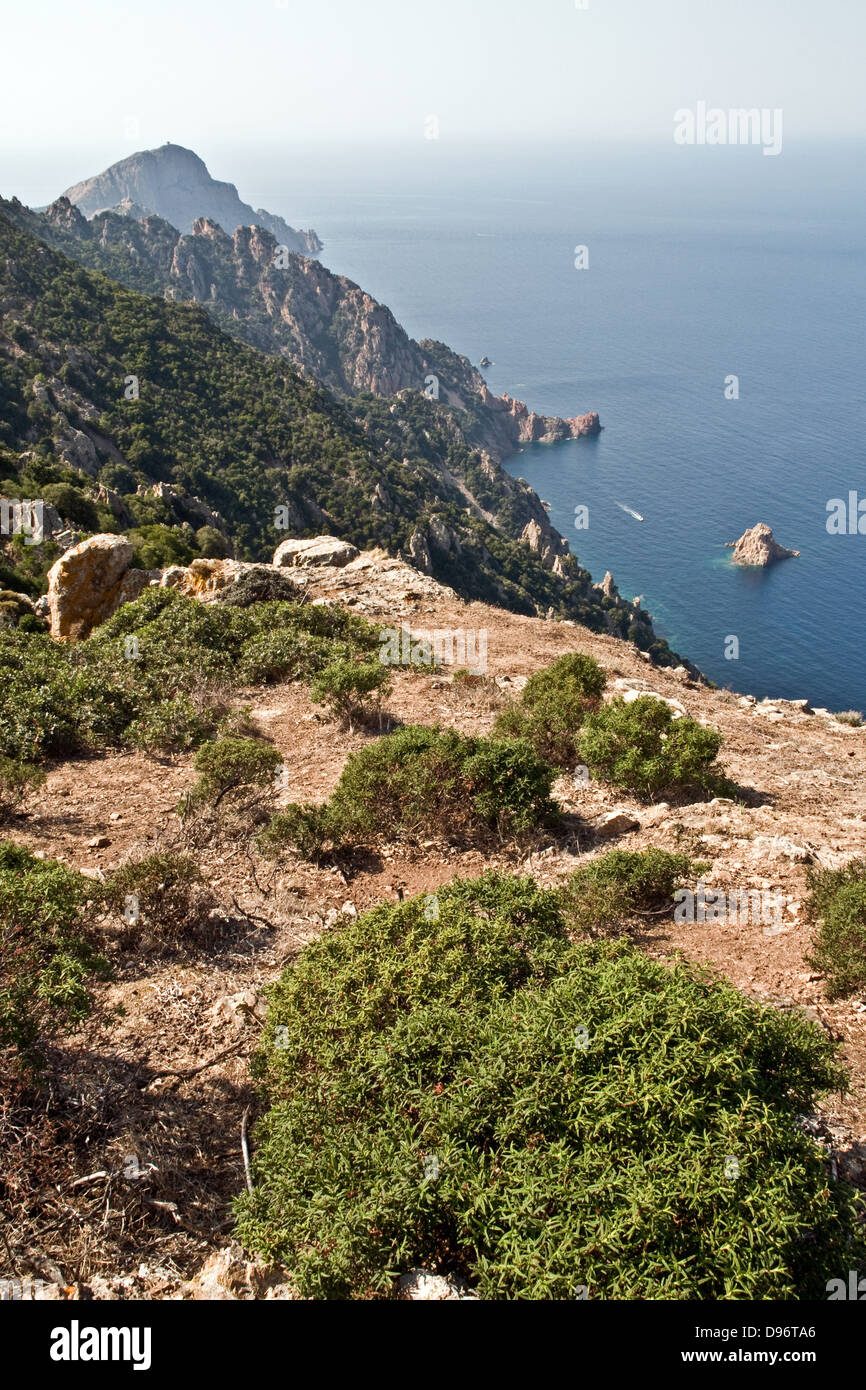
[253, 141, 866, 710]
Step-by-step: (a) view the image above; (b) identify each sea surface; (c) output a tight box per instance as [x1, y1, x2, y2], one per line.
[252, 141, 866, 710]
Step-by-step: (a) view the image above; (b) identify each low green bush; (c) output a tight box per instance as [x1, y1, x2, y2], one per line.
[806, 859, 866, 997]
[235, 873, 861, 1300]
[125, 694, 215, 753]
[238, 629, 348, 685]
[0, 589, 381, 759]
[183, 736, 283, 813]
[310, 659, 392, 728]
[579, 695, 724, 799]
[0, 842, 110, 1068]
[559, 847, 697, 936]
[493, 652, 606, 769]
[259, 725, 556, 856]
[0, 756, 45, 821]
[258, 803, 338, 862]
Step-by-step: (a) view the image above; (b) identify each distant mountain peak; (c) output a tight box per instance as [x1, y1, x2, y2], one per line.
[58, 143, 321, 256]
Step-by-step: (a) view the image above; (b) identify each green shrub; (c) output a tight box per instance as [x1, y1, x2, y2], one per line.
[310, 659, 391, 728]
[578, 696, 724, 799]
[127, 523, 196, 570]
[493, 652, 606, 769]
[184, 736, 283, 812]
[0, 590, 35, 630]
[125, 694, 216, 753]
[235, 874, 861, 1300]
[41, 482, 99, 531]
[195, 525, 232, 559]
[257, 803, 339, 862]
[261, 726, 556, 856]
[0, 589, 381, 763]
[0, 630, 126, 761]
[806, 860, 866, 997]
[0, 842, 110, 1067]
[101, 851, 215, 947]
[238, 628, 343, 685]
[834, 710, 863, 728]
[0, 756, 45, 821]
[560, 848, 698, 936]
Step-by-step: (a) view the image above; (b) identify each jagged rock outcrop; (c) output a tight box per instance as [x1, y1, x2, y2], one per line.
[46, 534, 154, 640]
[594, 571, 643, 614]
[500, 393, 601, 445]
[520, 518, 570, 576]
[727, 523, 800, 566]
[57, 143, 320, 254]
[143, 481, 228, 539]
[161, 558, 262, 599]
[406, 528, 434, 575]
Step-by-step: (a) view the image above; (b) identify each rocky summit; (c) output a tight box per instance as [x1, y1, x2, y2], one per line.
[58, 143, 321, 254]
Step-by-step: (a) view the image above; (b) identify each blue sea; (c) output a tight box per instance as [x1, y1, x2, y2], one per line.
[250, 140, 866, 711]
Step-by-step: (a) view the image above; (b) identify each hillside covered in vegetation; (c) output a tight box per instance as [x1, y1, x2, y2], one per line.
[0, 206, 684, 663]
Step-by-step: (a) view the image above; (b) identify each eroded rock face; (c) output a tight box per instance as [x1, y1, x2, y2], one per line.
[47, 534, 139, 640]
[520, 516, 572, 574]
[272, 536, 359, 568]
[727, 523, 800, 566]
[160, 558, 259, 598]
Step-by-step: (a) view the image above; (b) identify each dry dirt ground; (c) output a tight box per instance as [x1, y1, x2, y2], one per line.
[3, 555, 865, 1298]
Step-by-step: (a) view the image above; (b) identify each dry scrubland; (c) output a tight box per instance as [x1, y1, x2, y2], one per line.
[2, 552, 865, 1300]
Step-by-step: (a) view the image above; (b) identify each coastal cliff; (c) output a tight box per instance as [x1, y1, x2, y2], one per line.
[7, 190, 595, 470]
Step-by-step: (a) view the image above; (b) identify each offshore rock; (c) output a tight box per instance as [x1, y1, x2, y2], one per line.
[727, 522, 799, 566]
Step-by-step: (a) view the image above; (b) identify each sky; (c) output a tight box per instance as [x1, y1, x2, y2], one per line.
[1, 0, 864, 205]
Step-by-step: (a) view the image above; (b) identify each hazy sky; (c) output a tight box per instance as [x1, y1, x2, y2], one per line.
[1, 0, 864, 203]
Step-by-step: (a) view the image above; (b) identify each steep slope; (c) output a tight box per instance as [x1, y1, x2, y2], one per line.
[0, 209, 683, 662]
[56, 143, 321, 255]
[3, 194, 599, 466]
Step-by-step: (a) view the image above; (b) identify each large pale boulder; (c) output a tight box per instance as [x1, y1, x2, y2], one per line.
[47, 534, 138, 640]
[272, 536, 359, 568]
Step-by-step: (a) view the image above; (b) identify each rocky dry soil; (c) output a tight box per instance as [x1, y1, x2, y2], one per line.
[4, 550, 865, 1299]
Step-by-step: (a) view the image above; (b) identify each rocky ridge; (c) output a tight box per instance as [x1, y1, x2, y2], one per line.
[57, 144, 320, 255]
[4, 193, 597, 468]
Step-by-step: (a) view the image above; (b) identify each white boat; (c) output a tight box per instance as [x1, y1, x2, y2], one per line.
[615, 502, 644, 522]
